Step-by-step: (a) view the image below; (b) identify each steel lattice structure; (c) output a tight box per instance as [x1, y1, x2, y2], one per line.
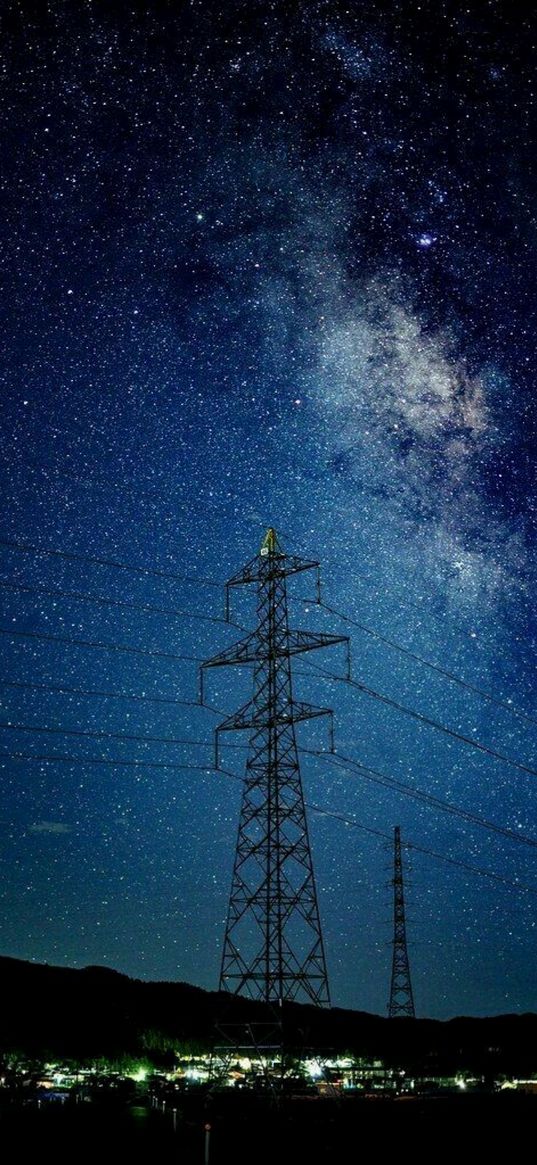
[201, 528, 348, 1007]
[388, 825, 416, 1018]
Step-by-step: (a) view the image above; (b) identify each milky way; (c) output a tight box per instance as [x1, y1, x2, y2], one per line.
[0, 1, 535, 1018]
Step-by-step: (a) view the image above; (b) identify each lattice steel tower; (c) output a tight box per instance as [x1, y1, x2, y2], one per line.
[388, 825, 416, 1018]
[200, 528, 348, 1007]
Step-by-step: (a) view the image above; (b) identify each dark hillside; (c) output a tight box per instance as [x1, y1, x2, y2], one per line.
[1, 956, 537, 1076]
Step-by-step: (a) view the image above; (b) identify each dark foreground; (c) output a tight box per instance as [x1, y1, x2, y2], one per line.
[0, 1092, 533, 1162]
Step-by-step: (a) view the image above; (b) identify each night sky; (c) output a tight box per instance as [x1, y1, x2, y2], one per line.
[0, 0, 535, 1019]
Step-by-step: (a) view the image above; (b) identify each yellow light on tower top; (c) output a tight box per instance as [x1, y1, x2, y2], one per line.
[260, 527, 280, 556]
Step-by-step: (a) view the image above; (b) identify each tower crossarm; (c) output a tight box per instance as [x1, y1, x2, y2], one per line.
[213, 700, 334, 767]
[226, 554, 320, 589]
[287, 629, 349, 659]
[202, 629, 259, 671]
[224, 529, 321, 618]
[200, 629, 349, 703]
[202, 629, 349, 670]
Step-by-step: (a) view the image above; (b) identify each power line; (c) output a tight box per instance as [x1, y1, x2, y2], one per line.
[3, 538, 536, 891]
[0, 580, 232, 627]
[4, 628, 532, 782]
[0, 537, 220, 589]
[5, 466, 527, 659]
[304, 747, 537, 851]
[405, 838, 537, 897]
[16, 480, 436, 674]
[0, 721, 245, 750]
[1, 531, 529, 680]
[3, 533, 529, 697]
[0, 626, 203, 664]
[321, 564, 531, 665]
[0, 749, 220, 774]
[2, 748, 534, 898]
[212, 768, 537, 898]
[309, 599, 536, 728]
[0, 678, 217, 710]
[3, 630, 532, 779]
[2, 713, 534, 854]
[3, 577, 530, 733]
[3, 579, 532, 747]
[293, 796, 537, 898]
[305, 659, 537, 779]
[3, 586, 528, 745]
[2, 713, 535, 858]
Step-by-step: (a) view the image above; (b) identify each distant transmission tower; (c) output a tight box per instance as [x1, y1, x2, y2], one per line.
[388, 825, 416, 1018]
[201, 528, 349, 1007]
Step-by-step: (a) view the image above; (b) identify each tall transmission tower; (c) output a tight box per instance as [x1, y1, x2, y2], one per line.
[388, 825, 416, 1018]
[201, 528, 349, 1007]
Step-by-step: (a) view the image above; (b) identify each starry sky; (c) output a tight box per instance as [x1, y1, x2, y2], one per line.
[0, 0, 535, 1019]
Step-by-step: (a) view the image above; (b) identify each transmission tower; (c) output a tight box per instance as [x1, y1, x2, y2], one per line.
[200, 528, 349, 1007]
[388, 825, 416, 1018]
